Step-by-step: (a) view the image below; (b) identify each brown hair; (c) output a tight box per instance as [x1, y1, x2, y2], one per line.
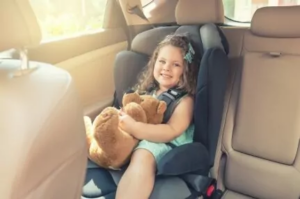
[134, 34, 199, 96]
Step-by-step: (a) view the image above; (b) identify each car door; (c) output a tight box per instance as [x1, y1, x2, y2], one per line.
[28, 0, 128, 120]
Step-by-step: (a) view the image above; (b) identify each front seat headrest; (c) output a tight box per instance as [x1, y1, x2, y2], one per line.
[175, 0, 224, 25]
[0, 0, 41, 51]
[251, 6, 300, 38]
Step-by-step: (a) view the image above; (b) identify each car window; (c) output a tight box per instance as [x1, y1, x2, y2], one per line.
[223, 0, 300, 23]
[29, 0, 108, 42]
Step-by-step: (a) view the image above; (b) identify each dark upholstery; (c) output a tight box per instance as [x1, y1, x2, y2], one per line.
[194, 47, 229, 165]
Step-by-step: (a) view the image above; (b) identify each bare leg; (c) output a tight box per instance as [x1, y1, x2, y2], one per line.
[116, 149, 156, 199]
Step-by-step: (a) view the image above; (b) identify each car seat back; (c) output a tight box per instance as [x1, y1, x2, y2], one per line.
[114, 0, 229, 168]
[0, 1, 87, 198]
[216, 6, 300, 199]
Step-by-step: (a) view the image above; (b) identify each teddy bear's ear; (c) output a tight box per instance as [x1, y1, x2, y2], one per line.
[122, 92, 141, 106]
[157, 101, 167, 114]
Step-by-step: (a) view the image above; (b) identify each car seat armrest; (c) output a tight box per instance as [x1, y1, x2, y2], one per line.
[156, 143, 210, 176]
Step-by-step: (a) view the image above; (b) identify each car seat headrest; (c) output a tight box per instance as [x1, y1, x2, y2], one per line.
[251, 6, 300, 38]
[131, 26, 179, 56]
[0, 0, 41, 51]
[131, 24, 229, 57]
[175, 0, 224, 25]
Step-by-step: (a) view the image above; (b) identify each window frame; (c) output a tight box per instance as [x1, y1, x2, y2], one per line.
[141, 0, 154, 7]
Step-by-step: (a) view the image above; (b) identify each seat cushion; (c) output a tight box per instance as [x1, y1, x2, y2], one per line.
[82, 160, 193, 199]
[157, 142, 210, 176]
[109, 170, 192, 199]
[82, 160, 116, 199]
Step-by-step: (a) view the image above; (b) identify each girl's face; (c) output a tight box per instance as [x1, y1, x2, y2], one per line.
[153, 45, 185, 91]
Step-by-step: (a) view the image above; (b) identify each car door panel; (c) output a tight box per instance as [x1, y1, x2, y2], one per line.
[28, 27, 128, 119]
[55, 39, 127, 119]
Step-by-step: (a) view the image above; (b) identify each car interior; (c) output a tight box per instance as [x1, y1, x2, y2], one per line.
[1, 0, 300, 199]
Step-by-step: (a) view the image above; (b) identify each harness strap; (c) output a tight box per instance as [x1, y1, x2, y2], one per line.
[165, 142, 177, 148]
[156, 88, 188, 124]
[155, 88, 188, 149]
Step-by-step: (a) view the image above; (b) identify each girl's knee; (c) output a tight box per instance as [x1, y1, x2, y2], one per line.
[130, 149, 156, 169]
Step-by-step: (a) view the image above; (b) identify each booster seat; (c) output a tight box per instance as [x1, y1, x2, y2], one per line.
[82, 1, 229, 198]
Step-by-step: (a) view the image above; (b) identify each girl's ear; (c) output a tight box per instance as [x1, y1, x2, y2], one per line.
[157, 101, 167, 114]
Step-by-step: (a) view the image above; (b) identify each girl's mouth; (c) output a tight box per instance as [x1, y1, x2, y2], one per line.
[160, 73, 172, 78]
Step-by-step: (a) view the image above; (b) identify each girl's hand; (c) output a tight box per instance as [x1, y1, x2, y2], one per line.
[119, 111, 137, 135]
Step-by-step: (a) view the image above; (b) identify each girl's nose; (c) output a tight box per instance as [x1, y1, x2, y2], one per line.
[162, 63, 170, 71]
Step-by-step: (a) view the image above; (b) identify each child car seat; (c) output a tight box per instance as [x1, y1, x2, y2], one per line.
[82, 0, 229, 198]
[82, 23, 229, 199]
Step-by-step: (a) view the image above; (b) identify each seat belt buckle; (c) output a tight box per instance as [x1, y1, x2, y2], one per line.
[206, 184, 215, 197]
[204, 184, 223, 199]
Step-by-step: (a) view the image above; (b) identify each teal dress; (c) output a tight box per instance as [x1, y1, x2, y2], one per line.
[134, 91, 194, 164]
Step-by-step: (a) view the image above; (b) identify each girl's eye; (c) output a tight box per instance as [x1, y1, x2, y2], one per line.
[159, 60, 165, 64]
[174, 63, 180, 67]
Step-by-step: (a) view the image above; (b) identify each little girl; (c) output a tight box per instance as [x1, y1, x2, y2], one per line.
[116, 34, 199, 199]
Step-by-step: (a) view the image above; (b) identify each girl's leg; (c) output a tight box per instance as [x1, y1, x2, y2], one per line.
[116, 149, 156, 199]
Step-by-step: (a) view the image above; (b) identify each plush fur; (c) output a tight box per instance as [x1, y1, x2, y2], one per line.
[85, 92, 167, 170]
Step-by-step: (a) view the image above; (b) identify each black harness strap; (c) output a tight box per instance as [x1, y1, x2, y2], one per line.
[156, 88, 187, 124]
[155, 88, 188, 149]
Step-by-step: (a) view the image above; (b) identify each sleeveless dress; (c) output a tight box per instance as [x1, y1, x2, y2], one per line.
[134, 90, 194, 164]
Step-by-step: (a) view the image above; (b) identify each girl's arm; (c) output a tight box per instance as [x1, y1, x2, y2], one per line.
[122, 95, 194, 143]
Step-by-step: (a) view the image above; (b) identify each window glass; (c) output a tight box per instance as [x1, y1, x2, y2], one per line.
[223, 0, 300, 22]
[29, 0, 108, 41]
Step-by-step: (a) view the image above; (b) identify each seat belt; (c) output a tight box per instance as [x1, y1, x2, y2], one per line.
[182, 154, 224, 199]
[126, 4, 156, 28]
[127, 5, 148, 21]
[115, 0, 132, 50]
[183, 175, 223, 199]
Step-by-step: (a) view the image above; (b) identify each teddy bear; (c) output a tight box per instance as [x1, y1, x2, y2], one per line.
[84, 91, 167, 170]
